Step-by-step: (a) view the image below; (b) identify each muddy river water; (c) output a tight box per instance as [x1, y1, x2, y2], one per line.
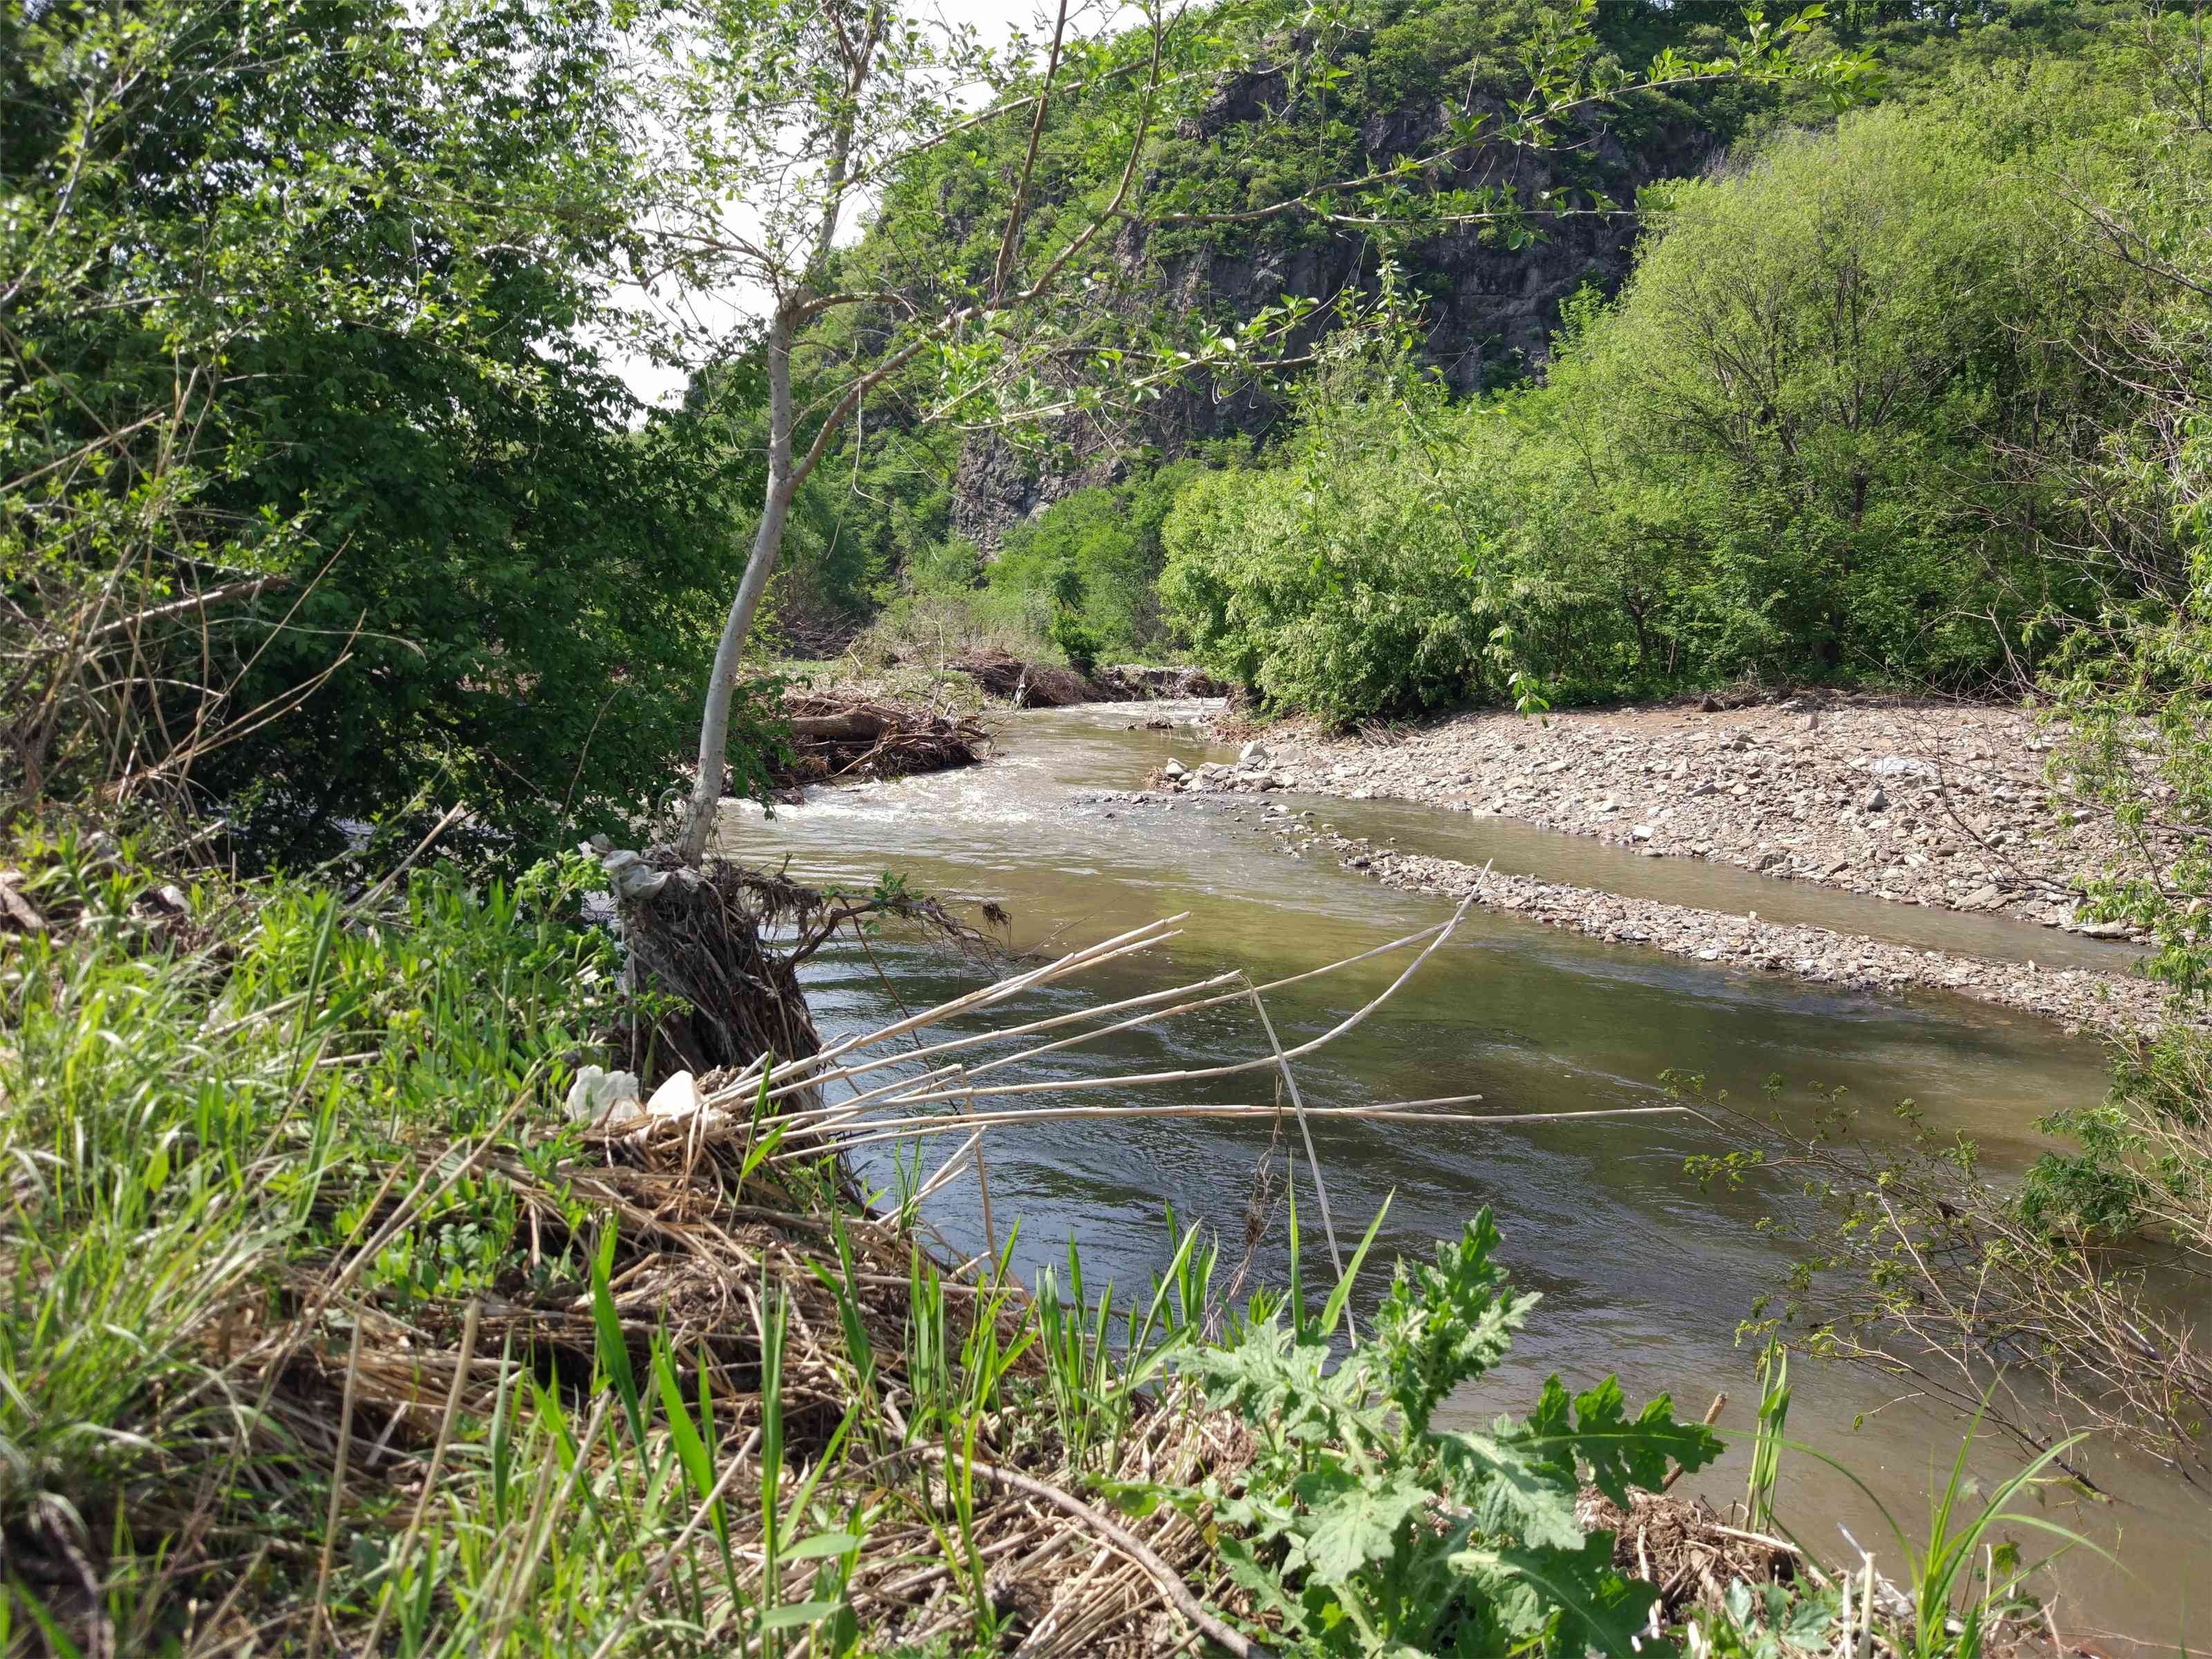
[719, 703, 2207, 1650]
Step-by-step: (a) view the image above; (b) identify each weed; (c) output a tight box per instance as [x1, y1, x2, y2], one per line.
[1128, 1204, 1725, 1657]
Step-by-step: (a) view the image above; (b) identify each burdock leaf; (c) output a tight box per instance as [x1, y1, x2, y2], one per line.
[1452, 1534, 1664, 1659]
[1491, 1375, 1721, 1506]
[1443, 1428, 1583, 1550]
[1291, 1471, 1432, 1586]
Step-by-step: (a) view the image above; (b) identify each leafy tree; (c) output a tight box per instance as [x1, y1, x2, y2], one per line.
[1, 0, 763, 859]
[980, 453, 1235, 656]
[1672, 17, 2212, 1479]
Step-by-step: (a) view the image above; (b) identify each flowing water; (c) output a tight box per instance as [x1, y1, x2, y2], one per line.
[718, 702, 2207, 1651]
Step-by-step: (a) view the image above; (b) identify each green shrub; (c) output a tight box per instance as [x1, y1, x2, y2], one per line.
[1160, 369, 1503, 723]
[1048, 610, 1103, 675]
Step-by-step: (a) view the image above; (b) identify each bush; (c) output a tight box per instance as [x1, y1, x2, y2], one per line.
[1049, 609, 1103, 676]
[984, 455, 1241, 662]
[1161, 59, 2163, 721]
[1160, 366, 1506, 723]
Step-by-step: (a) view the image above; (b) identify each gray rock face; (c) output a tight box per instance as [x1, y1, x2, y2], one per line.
[940, 87, 1724, 543]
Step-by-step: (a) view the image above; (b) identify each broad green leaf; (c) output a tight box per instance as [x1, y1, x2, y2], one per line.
[1289, 1470, 1431, 1586]
[1453, 1535, 1663, 1659]
[1444, 1429, 1583, 1550]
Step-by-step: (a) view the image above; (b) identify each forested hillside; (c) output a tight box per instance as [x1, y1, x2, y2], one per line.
[774, 1, 2183, 681]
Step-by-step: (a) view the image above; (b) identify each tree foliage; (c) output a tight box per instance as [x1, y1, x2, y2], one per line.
[1, 0, 772, 861]
[1160, 39, 2172, 719]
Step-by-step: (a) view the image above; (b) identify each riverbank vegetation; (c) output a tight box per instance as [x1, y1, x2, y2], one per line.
[1159, 27, 2209, 723]
[6, 0, 2203, 1647]
[2, 827, 1947, 1656]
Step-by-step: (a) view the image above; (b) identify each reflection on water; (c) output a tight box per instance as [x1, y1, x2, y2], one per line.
[717, 702, 2202, 1652]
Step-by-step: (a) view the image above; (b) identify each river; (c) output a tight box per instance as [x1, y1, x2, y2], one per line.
[719, 701, 2206, 1652]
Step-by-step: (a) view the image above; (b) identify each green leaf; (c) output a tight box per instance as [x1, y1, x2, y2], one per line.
[1289, 1469, 1432, 1586]
[590, 1226, 644, 1447]
[757, 1600, 841, 1631]
[1371, 1209, 1537, 1436]
[1444, 1427, 1583, 1550]
[780, 1531, 863, 1562]
[1453, 1535, 1662, 1659]
[1503, 1374, 1723, 1506]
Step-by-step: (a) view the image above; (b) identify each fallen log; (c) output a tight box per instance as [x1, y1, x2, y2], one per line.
[789, 710, 894, 743]
[773, 693, 991, 791]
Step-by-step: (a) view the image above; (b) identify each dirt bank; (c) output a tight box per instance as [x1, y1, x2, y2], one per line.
[1194, 696, 2142, 939]
[946, 648, 1226, 707]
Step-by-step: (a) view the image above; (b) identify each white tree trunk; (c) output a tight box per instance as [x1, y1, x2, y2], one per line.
[676, 313, 796, 865]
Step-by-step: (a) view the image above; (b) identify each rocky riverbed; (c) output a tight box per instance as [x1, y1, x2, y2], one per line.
[1080, 787, 2168, 1035]
[1186, 697, 2141, 937]
[1101, 693, 2186, 1033]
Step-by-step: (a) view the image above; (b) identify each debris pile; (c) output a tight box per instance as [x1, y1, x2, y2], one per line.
[776, 693, 991, 789]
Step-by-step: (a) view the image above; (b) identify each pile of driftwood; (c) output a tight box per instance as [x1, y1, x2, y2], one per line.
[947, 650, 1226, 709]
[776, 693, 990, 790]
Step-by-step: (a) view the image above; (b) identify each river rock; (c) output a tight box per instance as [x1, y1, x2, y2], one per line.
[1239, 740, 1271, 765]
[1871, 755, 1936, 780]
